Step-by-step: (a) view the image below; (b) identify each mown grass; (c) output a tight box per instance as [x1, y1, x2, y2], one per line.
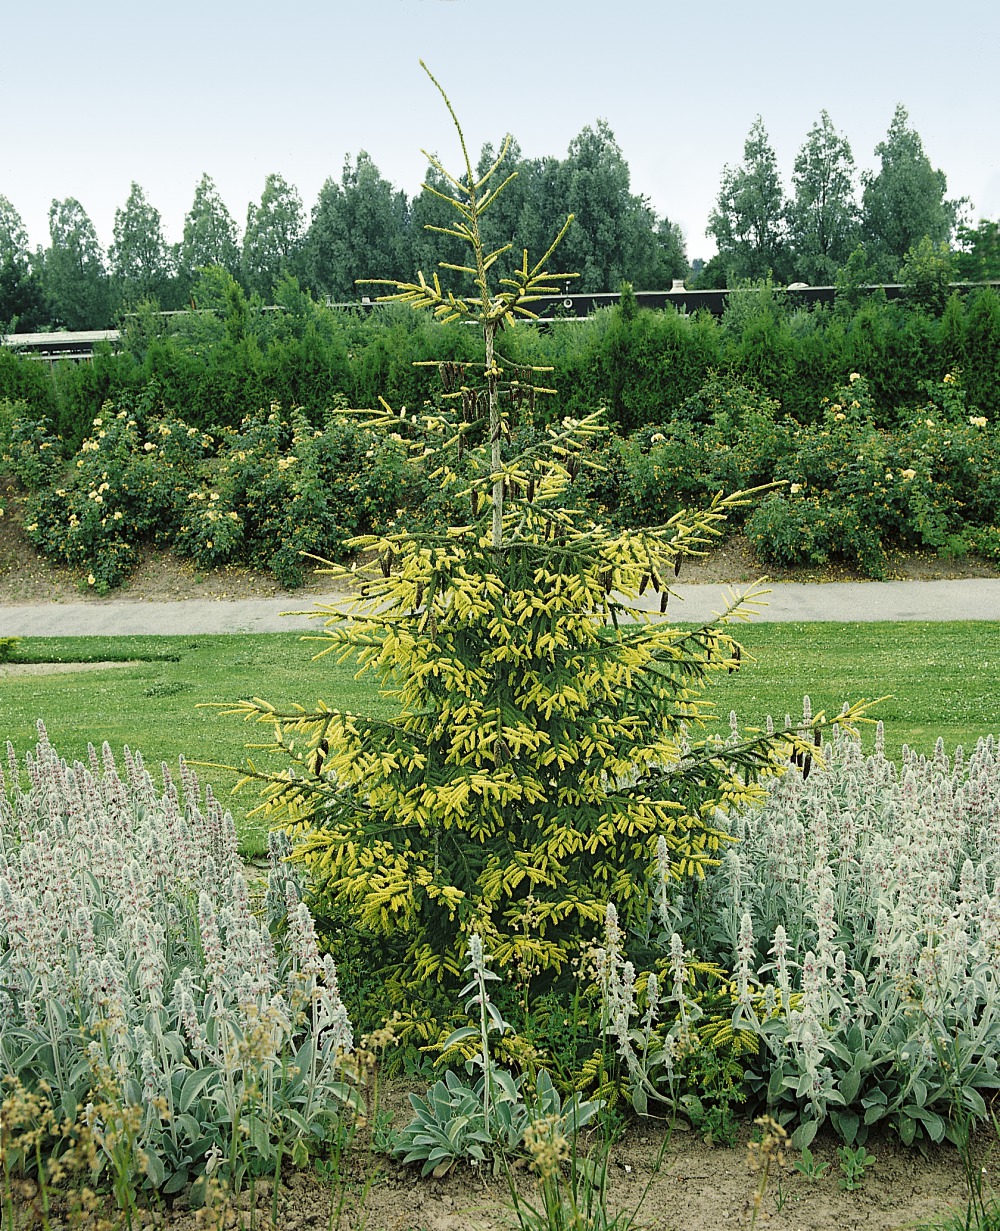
[2, 621, 998, 856]
[0, 632, 394, 855]
[716, 620, 1000, 758]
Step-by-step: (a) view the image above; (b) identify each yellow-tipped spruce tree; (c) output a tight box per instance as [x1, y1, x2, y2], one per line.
[222, 65, 852, 1008]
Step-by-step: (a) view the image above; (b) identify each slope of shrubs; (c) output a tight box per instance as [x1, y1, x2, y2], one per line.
[2, 364, 997, 589]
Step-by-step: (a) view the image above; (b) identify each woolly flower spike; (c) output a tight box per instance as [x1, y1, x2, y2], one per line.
[467, 930, 486, 977]
[737, 911, 755, 1005]
[669, 931, 687, 990]
[198, 890, 226, 991]
[290, 900, 324, 979]
[604, 902, 624, 968]
[654, 835, 672, 926]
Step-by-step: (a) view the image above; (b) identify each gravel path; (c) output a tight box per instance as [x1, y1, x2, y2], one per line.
[1, 578, 998, 636]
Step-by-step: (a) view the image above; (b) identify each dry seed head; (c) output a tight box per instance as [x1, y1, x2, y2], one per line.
[523, 1113, 570, 1180]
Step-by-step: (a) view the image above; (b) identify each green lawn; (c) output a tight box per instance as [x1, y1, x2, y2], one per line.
[0, 632, 394, 854]
[710, 621, 1000, 758]
[2, 621, 998, 856]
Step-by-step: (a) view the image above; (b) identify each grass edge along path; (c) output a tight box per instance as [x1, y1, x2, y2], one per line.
[1, 620, 997, 856]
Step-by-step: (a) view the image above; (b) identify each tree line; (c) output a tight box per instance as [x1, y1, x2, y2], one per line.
[704, 104, 996, 288]
[1, 104, 998, 334]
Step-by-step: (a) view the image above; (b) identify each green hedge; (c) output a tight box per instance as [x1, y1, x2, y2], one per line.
[3, 274, 999, 450]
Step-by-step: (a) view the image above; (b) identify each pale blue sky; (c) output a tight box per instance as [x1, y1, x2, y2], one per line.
[3, 0, 997, 263]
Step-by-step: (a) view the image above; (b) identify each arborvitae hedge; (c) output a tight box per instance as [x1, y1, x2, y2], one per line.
[3, 278, 998, 448]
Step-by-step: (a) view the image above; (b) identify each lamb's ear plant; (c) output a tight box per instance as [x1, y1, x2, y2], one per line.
[392, 935, 600, 1178]
[213, 63, 850, 1019]
[600, 720, 1000, 1156]
[836, 1143, 875, 1191]
[0, 722, 360, 1216]
[792, 1143, 830, 1181]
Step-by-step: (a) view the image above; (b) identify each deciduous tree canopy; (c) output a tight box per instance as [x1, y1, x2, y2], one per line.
[44, 197, 110, 329]
[707, 117, 789, 284]
[242, 174, 305, 299]
[788, 111, 860, 284]
[179, 174, 241, 286]
[861, 104, 958, 277]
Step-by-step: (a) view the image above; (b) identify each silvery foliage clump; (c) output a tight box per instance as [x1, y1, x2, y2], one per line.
[0, 723, 356, 1195]
[601, 707, 1000, 1150]
[596, 889, 701, 1120]
[394, 935, 601, 1177]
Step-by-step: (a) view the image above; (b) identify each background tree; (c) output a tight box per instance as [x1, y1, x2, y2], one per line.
[109, 181, 175, 309]
[788, 111, 860, 284]
[861, 105, 957, 278]
[178, 174, 241, 293]
[408, 160, 472, 295]
[642, 215, 689, 288]
[0, 196, 31, 273]
[557, 120, 659, 292]
[474, 138, 549, 285]
[707, 117, 789, 284]
[833, 242, 884, 312]
[690, 252, 729, 290]
[303, 152, 410, 301]
[43, 197, 111, 329]
[0, 196, 45, 331]
[953, 218, 1000, 282]
[897, 235, 954, 314]
[241, 173, 305, 299]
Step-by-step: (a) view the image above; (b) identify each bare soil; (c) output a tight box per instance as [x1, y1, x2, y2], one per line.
[9, 1088, 986, 1231]
[0, 660, 137, 676]
[1, 473, 997, 607]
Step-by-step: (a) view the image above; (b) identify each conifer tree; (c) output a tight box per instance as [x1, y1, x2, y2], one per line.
[220, 66, 859, 1006]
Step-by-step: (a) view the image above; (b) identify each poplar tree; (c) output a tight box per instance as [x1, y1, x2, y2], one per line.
[0, 196, 44, 330]
[241, 174, 305, 299]
[109, 181, 174, 306]
[788, 111, 860, 284]
[179, 174, 241, 283]
[861, 105, 957, 277]
[707, 117, 789, 284]
[44, 197, 110, 329]
[303, 152, 410, 300]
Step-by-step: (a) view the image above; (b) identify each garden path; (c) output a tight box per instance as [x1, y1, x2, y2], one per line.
[0, 577, 998, 636]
